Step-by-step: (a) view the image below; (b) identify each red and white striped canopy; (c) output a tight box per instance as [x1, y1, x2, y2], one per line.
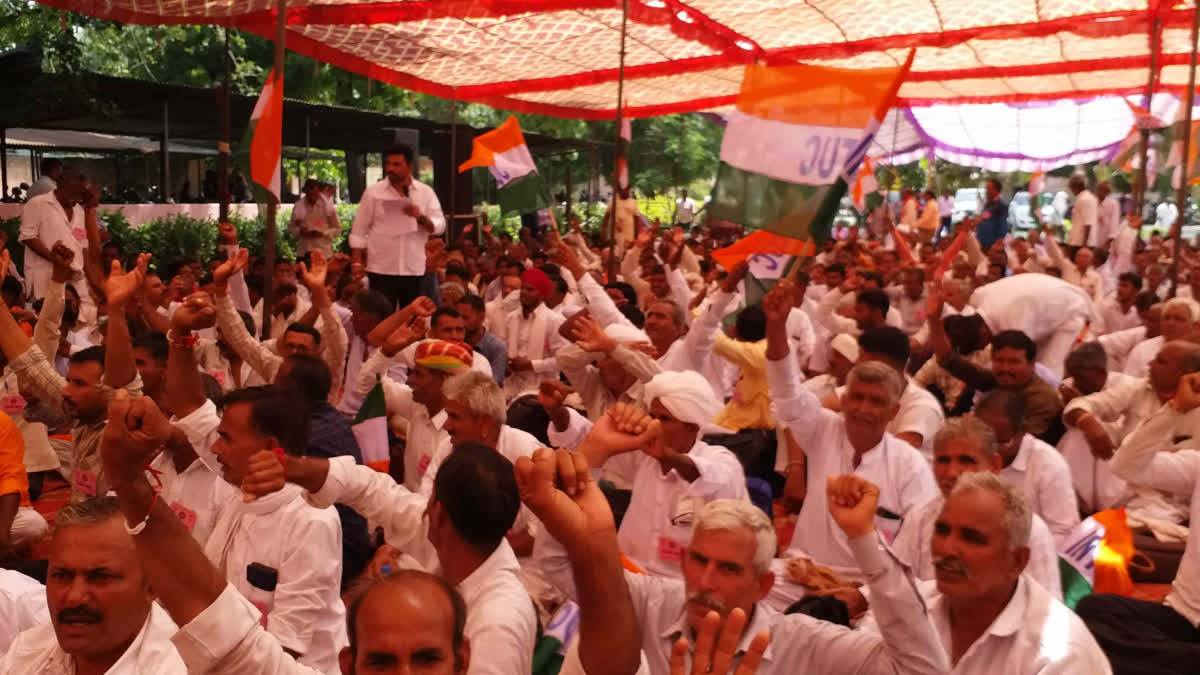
[35, 0, 1200, 119]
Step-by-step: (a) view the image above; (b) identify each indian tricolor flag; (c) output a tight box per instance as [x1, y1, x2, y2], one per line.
[352, 376, 390, 472]
[710, 53, 913, 266]
[1059, 509, 1136, 609]
[247, 68, 283, 201]
[458, 115, 549, 216]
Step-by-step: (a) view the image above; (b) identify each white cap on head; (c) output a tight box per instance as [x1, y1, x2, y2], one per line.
[830, 333, 860, 363]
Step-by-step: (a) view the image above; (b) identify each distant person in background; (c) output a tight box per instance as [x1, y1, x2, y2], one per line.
[1067, 173, 1098, 252]
[937, 189, 954, 240]
[674, 189, 696, 229]
[1156, 200, 1179, 233]
[916, 189, 939, 244]
[290, 178, 340, 259]
[26, 158, 63, 200]
[977, 179, 1009, 251]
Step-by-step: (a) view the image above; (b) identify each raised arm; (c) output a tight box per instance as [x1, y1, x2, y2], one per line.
[167, 292, 218, 419]
[31, 245, 75, 362]
[102, 254, 149, 388]
[298, 251, 350, 402]
[516, 447, 640, 675]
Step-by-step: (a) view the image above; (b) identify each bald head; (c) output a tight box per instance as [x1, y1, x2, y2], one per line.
[344, 570, 469, 674]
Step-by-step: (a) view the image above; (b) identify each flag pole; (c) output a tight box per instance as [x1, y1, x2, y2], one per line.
[261, 0, 286, 340]
[1170, 1, 1199, 297]
[218, 26, 231, 223]
[1133, 14, 1162, 218]
[607, 0, 628, 283]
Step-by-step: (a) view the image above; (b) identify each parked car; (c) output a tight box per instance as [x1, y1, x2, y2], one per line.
[952, 188, 982, 223]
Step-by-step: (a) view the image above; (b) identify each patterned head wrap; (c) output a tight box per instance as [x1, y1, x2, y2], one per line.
[415, 340, 474, 372]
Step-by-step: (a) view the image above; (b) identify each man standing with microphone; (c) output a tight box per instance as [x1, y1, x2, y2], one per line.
[350, 144, 446, 309]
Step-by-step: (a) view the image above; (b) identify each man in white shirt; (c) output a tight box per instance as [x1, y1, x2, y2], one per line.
[0, 497, 187, 674]
[674, 189, 696, 227]
[1044, 233, 1105, 303]
[972, 390, 1079, 545]
[1094, 272, 1144, 336]
[349, 144, 446, 310]
[1095, 180, 1120, 249]
[498, 268, 567, 400]
[1156, 200, 1179, 232]
[1078, 371, 1200, 673]
[245, 439, 538, 675]
[0, 568, 47, 653]
[525, 445, 950, 675]
[764, 282, 937, 572]
[1067, 173, 1098, 250]
[577, 373, 749, 579]
[27, 158, 63, 200]
[889, 416, 1062, 600]
[19, 168, 89, 301]
[1125, 297, 1200, 379]
[848, 327, 944, 459]
[871, 471, 1110, 673]
[289, 179, 340, 259]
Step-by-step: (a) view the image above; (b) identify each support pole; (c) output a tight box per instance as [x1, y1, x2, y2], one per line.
[1, 128, 7, 198]
[262, 0, 287, 340]
[160, 100, 170, 203]
[607, 0, 628, 283]
[304, 113, 311, 180]
[1134, 14, 1163, 218]
[1170, 2, 1200, 297]
[449, 99, 458, 246]
[565, 159, 573, 234]
[218, 26, 231, 222]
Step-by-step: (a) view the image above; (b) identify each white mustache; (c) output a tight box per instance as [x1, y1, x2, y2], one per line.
[687, 590, 726, 613]
[933, 555, 969, 578]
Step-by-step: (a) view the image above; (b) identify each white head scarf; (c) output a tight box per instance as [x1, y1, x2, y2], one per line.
[643, 370, 725, 433]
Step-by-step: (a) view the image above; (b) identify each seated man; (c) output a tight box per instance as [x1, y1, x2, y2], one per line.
[389, 307, 493, 382]
[972, 390, 1079, 545]
[764, 281, 937, 573]
[864, 472, 1109, 673]
[0, 497, 186, 673]
[242, 439, 536, 673]
[1078, 370, 1200, 673]
[0, 567, 48, 653]
[524, 441, 950, 674]
[1064, 340, 1200, 518]
[928, 295, 1064, 444]
[0, 408, 48, 555]
[577, 375, 749, 579]
[93, 392, 474, 675]
[891, 417, 1062, 600]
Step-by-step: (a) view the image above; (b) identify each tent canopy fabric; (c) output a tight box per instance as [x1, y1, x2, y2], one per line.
[33, 0, 1200, 119]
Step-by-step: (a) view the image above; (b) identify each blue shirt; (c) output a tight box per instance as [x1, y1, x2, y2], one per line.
[978, 197, 1010, 250]
[475, 331, 508, 385]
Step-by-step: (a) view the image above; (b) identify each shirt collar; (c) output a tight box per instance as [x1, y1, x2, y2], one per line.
[430, 408, 448, 430]
[659, 604, 777, 663]
[235, 482, 302, 515]
[458, 539, 520, 601]
[1009, 434, 1033, 472]
[983, 576, 1029, 637]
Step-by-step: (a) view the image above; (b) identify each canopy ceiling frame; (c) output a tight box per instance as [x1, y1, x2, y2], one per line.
[33, 0, 1200, 119]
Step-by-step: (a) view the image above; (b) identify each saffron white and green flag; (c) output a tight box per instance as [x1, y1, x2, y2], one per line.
[710, 53, 913, 267]
[1059, 509, 1135, 609]
[352, 376, 390, 473]
[458, 115, 549, 216]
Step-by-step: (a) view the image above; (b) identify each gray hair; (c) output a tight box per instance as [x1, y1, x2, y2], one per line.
[933, 416, 997, 458]
[950, 472, 1032, 551]
[56, 496, 122, 529]
[648, 298, 688, 328]
[1164, 297, 1200, 323]
[1065, 341, 1107, 375]
[845, 361, 904, 405]
[442, 370, 506, 427]
[692, 499, 776, 574]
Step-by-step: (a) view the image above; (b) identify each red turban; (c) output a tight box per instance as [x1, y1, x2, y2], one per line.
[521, 268, 554, 299]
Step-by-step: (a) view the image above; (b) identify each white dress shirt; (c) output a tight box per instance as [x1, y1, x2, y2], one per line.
[18, 192, 86, 300]
[149, 451, 225, 549]
[1110, 223, 1140, 275]
[0, 569, 48, 654]
[787, 303, 819, 372]
[768, 354, 938, 571]
[969, 273, 1092, 344]
[304, 457, 538, 674]
[891, 494, 1062, 600]
[499, 303, 567, 400]
[289, 195, 338, 258]
[863, 576, 1111, 674]
[551, 533, 950, 675]
[348, 178, 446, 276]
[1068, 190, 1098, 247]
[1112, 406, 1200, 627]
[1, 604, 185, 673]
[1093, 297, 1141, 336]
[1045, 236, 1105, 304]
[1124, 335, 1163, 379]
[1096, 195, 1121, 247]
[1001, 434, 1081, 546]
[601, 440, 749, 578]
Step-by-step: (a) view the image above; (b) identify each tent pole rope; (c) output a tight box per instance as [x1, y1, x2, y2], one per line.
[1170, 1, 1199, 298]
[1134, 13, 1163, 217]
